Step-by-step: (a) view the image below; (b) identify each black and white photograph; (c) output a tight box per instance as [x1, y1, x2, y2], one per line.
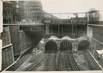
[1, 0, 103, 72]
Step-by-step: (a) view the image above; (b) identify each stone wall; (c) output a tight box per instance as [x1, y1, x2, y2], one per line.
[92, 26, 103, 42]
[2, 26, 14, 70]
[19, 30, 33, 55]
[2, 46, 14, 70]
[9, 26, 20, 59]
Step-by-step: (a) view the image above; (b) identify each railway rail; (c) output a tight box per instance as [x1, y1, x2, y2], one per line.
[57, 50, 80, 71]
[24, 52, 45, 71]
[44, 52, 57, 71]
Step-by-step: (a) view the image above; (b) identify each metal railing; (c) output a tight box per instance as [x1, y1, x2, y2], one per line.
[89, 38, 103, 69]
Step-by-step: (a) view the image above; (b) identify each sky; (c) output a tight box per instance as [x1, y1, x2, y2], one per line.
[40, 0, 103, 19]
[41, 0, 103, 13]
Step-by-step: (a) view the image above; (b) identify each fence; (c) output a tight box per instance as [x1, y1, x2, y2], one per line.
[89, 38, 103, 68]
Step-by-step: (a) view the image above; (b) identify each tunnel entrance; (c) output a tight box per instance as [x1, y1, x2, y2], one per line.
[45, 40, 58, 53]
[78, 40, 90, 50]
[60, 40, 72, 51]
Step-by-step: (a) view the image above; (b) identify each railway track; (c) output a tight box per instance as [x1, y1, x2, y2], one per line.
[44, 52, 57, 71]
[6, 47, 101, 71]
[57, 50, 70, 71]
[6, 53, 31, 71]
[33, 49, 80, 71]
[11, 49, 80, 71]
[24, 52, 45, 71]
[67, 51, 80, 70]
[42, 49, 80, 71]
[57, 50, 80, 71]
[13, 50, 80, 71]
[83, 50, 101, 70]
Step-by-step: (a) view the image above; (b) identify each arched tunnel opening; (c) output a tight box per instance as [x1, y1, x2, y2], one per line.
[45, 40, 58, 53]
[60, 40, 72, 51]
[24, 31, 44, 49]
[78, 40, 90, 50]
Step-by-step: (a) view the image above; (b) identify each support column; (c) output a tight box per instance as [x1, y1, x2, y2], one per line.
[92, 40, 96, 55]
[45, 24, 49, 35]
[90, 38, 96, 55]
[87, 26, 93, 38]
[56, 40, 60, 50]
[72, 41, 78, 52]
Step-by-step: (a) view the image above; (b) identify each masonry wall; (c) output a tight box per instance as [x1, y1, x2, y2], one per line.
[9, 25, 34, 58]
[2, 26, 14, 70]
[92, 26, 103, 42]
[19, 30, 33, 55]
[9, 26, 20, 59]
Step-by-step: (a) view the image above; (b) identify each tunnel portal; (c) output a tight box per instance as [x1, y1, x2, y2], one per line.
[45, 40, 58, 53]
[78, 40, 90, 50]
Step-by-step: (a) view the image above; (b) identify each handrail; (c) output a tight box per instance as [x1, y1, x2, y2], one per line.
[88, 50, 103, 70]
[2, 44, 12, 49]
[3, 54, 22, 71]
[3, 45, 32, 71]
[92, 38, 103, 46]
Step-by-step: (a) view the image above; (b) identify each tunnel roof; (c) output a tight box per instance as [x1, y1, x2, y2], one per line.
[49, 36, 60, 40]
[61, 36, 71, 40]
